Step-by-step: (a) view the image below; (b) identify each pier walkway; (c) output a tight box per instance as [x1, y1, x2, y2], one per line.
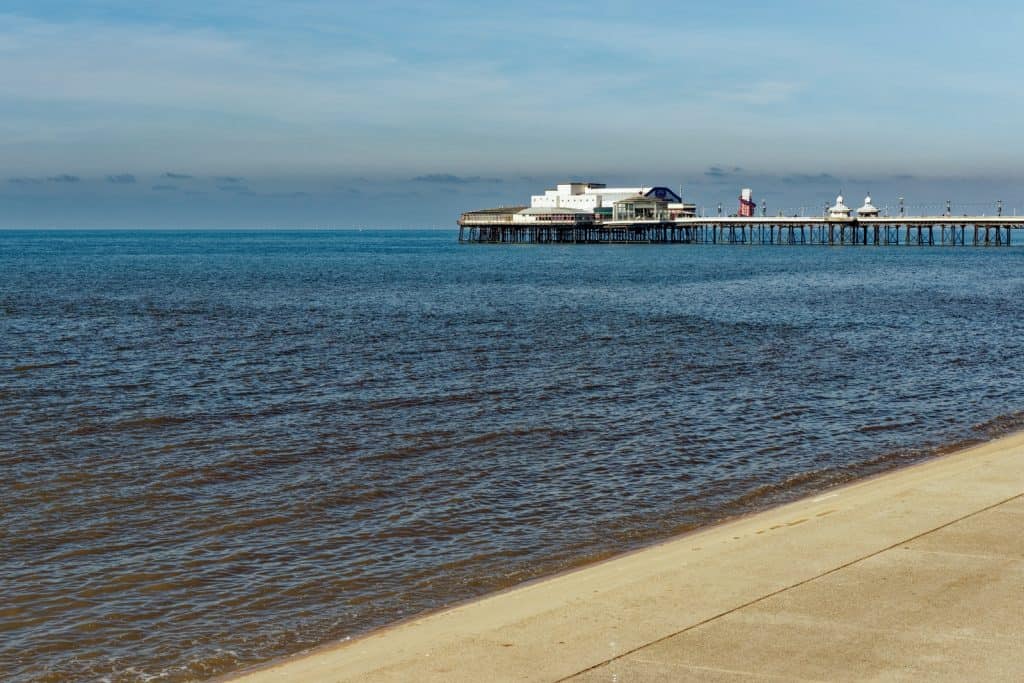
[459, 216, 1022, 246]
[227, 432, 1024, 682]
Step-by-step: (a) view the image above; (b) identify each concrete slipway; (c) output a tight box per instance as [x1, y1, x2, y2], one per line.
[227, 431, 1024, 682]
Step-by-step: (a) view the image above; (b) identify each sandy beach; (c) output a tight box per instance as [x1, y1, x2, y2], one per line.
[225, 430, 1024, 681]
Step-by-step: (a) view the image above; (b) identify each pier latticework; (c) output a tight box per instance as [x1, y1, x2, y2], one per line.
[458, 217, 1018, 247]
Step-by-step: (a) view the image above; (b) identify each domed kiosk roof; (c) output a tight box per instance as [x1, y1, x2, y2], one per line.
[828, 194, 852, 219]
[857, 194, 880, 216]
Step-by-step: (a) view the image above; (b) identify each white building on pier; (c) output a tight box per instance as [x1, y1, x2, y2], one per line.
[530, 182, 694, 217]
[512, 206, 594, 224]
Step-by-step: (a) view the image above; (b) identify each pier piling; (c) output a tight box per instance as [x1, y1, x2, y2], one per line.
[457, 214, 1023, 247]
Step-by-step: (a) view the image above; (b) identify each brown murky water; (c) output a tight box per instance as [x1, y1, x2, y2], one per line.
[3, 230, 1024, 681]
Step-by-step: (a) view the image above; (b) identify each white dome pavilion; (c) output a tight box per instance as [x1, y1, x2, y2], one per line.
[828, 194, 852, 219]
[857, 194, 879, 217]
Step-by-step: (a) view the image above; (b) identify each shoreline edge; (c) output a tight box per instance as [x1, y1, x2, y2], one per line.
[225, 430, 1024, 681]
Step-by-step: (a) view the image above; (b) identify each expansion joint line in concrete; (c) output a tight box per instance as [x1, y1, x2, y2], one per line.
[556, 491, 1024, 682]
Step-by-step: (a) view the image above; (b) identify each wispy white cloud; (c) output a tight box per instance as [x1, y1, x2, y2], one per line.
[711, 81, 805, 105]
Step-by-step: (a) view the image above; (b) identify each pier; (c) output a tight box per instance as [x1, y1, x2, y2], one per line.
[459, 187, 1022, 246]
[459, 216, 1020, 246]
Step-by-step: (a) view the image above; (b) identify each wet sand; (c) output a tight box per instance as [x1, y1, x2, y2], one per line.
[227, 431, 1024, 682]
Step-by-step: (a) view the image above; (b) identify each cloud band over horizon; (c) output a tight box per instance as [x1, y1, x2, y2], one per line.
[2, 1, 1023, 226]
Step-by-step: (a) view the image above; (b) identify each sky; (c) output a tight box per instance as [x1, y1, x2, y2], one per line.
[2, 1, 1024, 227]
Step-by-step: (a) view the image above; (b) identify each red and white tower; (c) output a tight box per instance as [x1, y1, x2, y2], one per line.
[738, 188, 756, 217]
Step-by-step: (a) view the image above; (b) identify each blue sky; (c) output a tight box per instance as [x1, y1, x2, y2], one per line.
[2, 1, 1024, 227]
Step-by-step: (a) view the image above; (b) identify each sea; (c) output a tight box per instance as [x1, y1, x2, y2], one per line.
[3, 229, 1024, 681]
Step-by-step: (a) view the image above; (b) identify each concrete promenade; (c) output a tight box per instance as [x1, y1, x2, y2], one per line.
[228, 432, 1024, 682]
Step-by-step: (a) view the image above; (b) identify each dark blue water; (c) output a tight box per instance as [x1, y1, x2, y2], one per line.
[3, 230, 1024, 681]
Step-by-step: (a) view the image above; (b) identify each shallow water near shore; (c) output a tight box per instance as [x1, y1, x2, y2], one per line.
[3, 229, 1024, 681]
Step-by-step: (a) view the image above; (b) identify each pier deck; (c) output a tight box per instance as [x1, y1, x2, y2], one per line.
[459, 216, 1021, 246]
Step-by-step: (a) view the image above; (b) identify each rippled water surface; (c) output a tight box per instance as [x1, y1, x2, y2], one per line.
[3, 230, 1024, 681]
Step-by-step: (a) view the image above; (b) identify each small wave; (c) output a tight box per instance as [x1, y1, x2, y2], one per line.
[68, 415, 192, 436]
[931, 437, 986, 457]
[460, 431, 506, 447]
[117, 416, 191, 430]
[214, 514, 292, 536]
[857, 420, 915, 434]
[366, 391, 483, 410]
[770, 406, 808, 420]
[11, 359, 80, 373]
[363, 442, 438, 462]
[69, 424, 102, 436]
[728, 468, 833, 508]
[972, 410, 1024, 438]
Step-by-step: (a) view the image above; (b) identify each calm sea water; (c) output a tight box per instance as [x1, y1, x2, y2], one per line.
[3, 230, 1024, 681]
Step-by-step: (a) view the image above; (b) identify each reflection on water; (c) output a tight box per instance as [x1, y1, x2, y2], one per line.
[2, 230, 1024, 681]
